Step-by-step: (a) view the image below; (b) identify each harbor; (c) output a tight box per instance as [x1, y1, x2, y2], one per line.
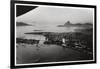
[16, 28, 93, 64]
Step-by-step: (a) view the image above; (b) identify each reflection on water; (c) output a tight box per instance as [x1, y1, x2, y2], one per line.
[17, 44, 89, 64]
[16, 25, 89, 64]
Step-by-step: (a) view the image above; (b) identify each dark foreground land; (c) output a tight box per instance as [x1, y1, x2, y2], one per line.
[16, 28, 93, 64]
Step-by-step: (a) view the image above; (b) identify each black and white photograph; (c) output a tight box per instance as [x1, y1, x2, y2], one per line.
[11, 1, 96, 68]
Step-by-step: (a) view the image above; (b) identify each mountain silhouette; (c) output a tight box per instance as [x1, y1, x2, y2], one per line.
[16, 22, 31, 26]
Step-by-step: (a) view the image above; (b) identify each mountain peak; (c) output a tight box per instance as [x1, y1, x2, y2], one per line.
[64, 21, 71, 25]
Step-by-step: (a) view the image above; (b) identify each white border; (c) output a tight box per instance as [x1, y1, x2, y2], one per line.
[15, 3, 95, 66]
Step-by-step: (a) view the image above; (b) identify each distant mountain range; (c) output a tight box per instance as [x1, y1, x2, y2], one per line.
[57, 21, 93, 27]
[16, 22, 31, 26]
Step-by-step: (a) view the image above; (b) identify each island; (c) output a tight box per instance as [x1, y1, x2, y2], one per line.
[57, 21, 93, 28]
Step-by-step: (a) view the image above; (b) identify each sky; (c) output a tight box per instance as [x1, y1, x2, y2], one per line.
[16, 5, 94, 27]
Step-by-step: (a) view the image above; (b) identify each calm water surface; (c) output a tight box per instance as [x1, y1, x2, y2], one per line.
[16, 26, 83, 39]
[16, 26, 89, 64]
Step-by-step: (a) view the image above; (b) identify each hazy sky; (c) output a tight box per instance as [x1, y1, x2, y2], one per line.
[16, 5, 94, 26]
